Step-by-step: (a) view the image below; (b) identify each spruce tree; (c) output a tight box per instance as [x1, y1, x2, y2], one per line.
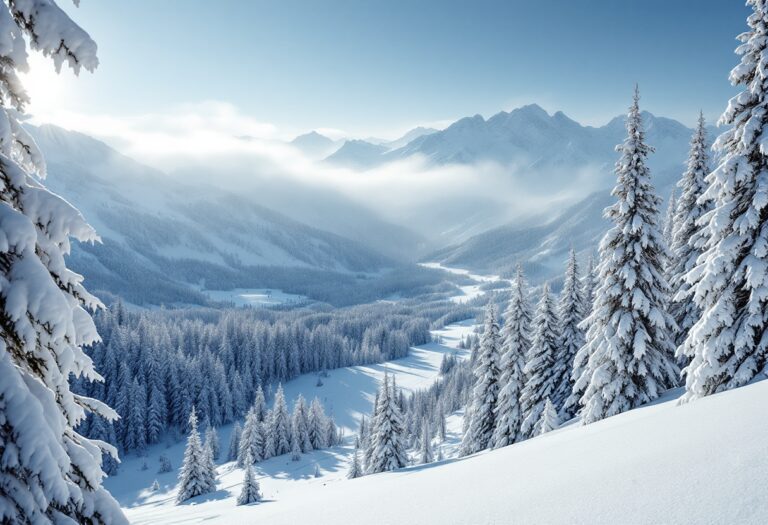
[368, 373, 408, 473]
[204, 424, 220, 461]
[291, 394, 312, 452]
[535, 398, 560, 436]
[461, 303, 502, 455]
[576, 88, 679, 424]
[0, 2, 127, 523]
[419, 420, 434, 464]
[176, 407, 216, 503]
[228, 422, 243, 462]
[663, 190, 677, 252]
[266, 384, 291, 456]
[682, 1, 768, 401]
[308, 397, 328, 450]
[491, 266, 530, 448]
[669, 112, 710, 358]
[237, 407, 263, 467]
[348, 446, 363, 479]
[520, 283, 560, 438]
[236, 453, 262, 506]
[551, 250, 585, 419]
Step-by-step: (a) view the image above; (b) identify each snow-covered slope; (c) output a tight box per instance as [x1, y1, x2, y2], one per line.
[109, 318, 480, 524]
[106, 266, 766, 524]
[429, 191, 614, 280]
[240, 379, 768, 525]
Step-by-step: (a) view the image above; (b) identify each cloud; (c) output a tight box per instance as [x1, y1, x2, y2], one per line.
[27, 101, 603, 240]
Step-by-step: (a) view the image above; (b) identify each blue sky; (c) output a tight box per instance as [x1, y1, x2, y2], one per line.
[44, 0, 750, 139]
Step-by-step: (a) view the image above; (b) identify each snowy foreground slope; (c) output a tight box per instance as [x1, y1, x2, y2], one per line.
[114, 351, 768, 523]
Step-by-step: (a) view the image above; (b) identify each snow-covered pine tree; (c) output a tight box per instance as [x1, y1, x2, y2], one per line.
[290, 437, 301, 461]
[236, 452, 261, 506]
[308, 397, 328, 450]
[347, 445, 363, 479]
[419, 420, 434, 464]
[238, 406, 263, 467]
[582, 255, 597, 315]
[491, 265, 530, 449]
[266, 384, 291, 456]
[669, 112, 710, 359]
[253, 385, 267, 422]
[663, 190, 677, 252]
[681, 1, 768, 401]
[461, 302, 502, 455]
[228, 421, 242, 462]
[535, 398, 560, 436]
[291, 394, 312, 453]
[158, 454, 173, 474]
[519, 283, 560, 438]
[204, 423, 220, 461]
[576, 88, 679, 424]
[0, 3, 129, 523]
[551, 250, 585, 419]
[368, 373, 408, 473]
[176, 407, 216, 503]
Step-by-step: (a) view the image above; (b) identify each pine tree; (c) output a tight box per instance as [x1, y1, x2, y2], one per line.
[0, 3, 128, 523]
[347, 446, 363, 479]
[461, 302, 502, 455]
[419, 420, 434, 464]
[158, 454, 173, 474]
[177, 407, 216, 503]
[266, 384, 291, 456]
[520, 283, 560, 438]
[551, 250, 585, 419]
[308, 397, 329, 450]
[236, 453, 262, 506]
[253, 385, 267, 422]
[668, 112, 711, 368]
[204, 424, 220, 461]
[368, 373, 408, 473]
[238, 406, 263, 466]
[535, 398, 560, 436]
[228, 422, 243, 462]
[291, 394, 312, 452]
[681, 2, 768, 401]
[663, 190, 677, 252]
[491, 265, 530, 448]
[576, 88, 679, 424]
[290, 438, 301, 461]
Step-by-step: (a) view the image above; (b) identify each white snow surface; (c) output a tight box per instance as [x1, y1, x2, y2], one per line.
[420, 262, 505, 303]
[108, 267, 766, 524]
[109, 318, 477, 524]
[201, 288, 308, 308]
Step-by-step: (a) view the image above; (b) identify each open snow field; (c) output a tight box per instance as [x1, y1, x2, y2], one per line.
[421, 262, 506, 303]
[202, 288, 308, 307]
[109, 317, 477, 524]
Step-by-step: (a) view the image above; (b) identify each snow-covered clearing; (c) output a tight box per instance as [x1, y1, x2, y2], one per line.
[202, 287, 308, 307]
[420, 262, 506, 303]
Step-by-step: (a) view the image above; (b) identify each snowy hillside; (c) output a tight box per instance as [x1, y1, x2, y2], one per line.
[107, 317, 480, 524]
[223, 379, 768, 525]
[429, 191, 615, 280]
[107, 262, 768, 524]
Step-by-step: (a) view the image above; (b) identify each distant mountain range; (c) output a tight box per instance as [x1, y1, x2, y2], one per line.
[33, 103, 721, 302]
[29, 125, 429, 306]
